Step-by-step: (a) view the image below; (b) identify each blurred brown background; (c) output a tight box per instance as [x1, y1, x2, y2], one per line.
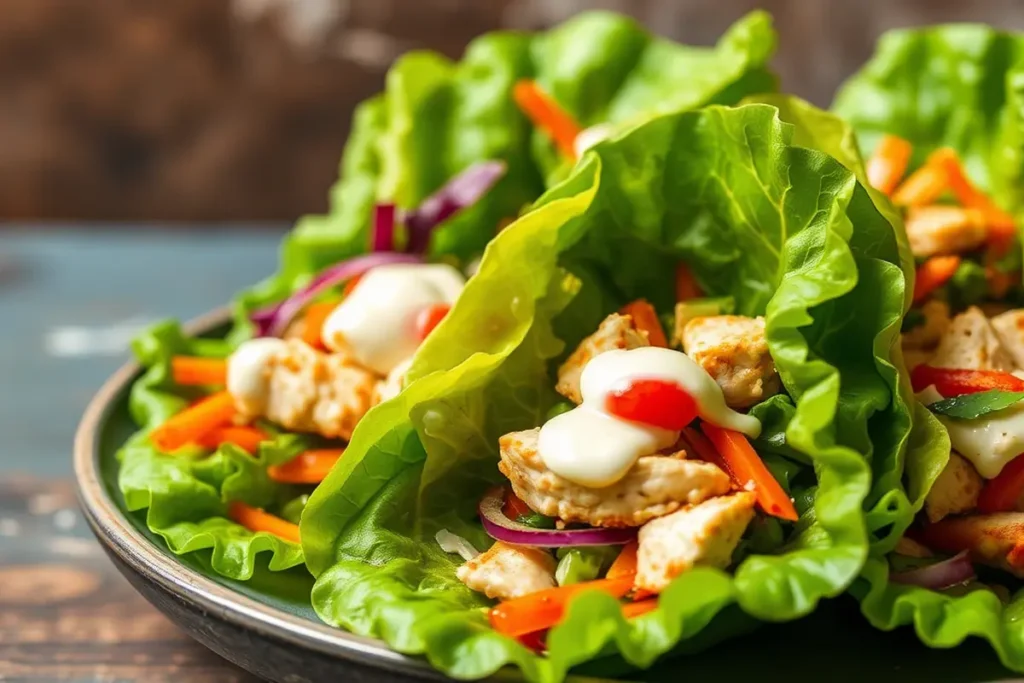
[4, 0, 1024, 222]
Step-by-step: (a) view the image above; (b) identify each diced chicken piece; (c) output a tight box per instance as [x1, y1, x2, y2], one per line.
[921, 512, 1024, 578]
[924, 452, 983, 523]
[234, 339, 378, 440]
[556, 313, 650, 404]
[679, 315, 780, 408]
[902, 300, 951, 351]
[635, 492, 756, 593]
[904, 205, 987, 258]
[894, 536, 933, 558]
[498, 429, 731, 528]
[992, 309, 1024, 369]
[455, 541, 556, 600]
[929, 306, 1015, 372]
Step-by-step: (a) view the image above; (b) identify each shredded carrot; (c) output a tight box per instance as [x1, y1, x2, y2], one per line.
[891, 162, 948, 207]
[489, 577, 635, 638]
[301, 300, 338, 350]
[195, 426, 268, 455]
[866, 134, 912, 196]
[513, 80, 582, 159]
[607, 541, 638, 579]
[227, 502, 300, 543]
[675, 263, 702, 301]
[150, 391, 236, 452]
[342, 274, 364, 299]
[267, 449, 344, 484]
[171, 357, 227, 386]
[681, 426, 734, 479]
[930, 148, 1017, 245]
[987, 265, 1017, 300]
[619, 300, 668, 348]
[621, 599, 658, 619]
[699, 423, 798, 521]
[913, 255, 962, 305]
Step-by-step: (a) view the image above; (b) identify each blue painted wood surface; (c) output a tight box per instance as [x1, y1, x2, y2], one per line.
[0, 226, 285, 477]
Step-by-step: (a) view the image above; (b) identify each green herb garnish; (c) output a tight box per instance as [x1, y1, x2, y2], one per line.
[928, 389, 1024, 420]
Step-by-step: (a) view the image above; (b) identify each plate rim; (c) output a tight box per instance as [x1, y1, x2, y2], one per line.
[72, 306, 447, 680]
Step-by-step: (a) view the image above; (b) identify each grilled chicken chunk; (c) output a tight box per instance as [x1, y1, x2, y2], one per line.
[904, 205, 987, 258]
[921, 512, 1024, 578]
[498, 429, 731, 528]
[992, 309, 1024, 369]
[929, 306, 1015, 372]
[455, 541, 556, 600]
[556, 313, 650, 404]
[924, 451, 984, 524]
[636, 492, 756, 593]
[679, 315, 780, 408]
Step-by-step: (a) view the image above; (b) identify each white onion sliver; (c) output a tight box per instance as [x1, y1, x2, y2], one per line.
[436, 529, 480, 562]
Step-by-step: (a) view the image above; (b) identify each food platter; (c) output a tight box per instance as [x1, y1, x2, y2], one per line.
[73, 309, 1024, 683]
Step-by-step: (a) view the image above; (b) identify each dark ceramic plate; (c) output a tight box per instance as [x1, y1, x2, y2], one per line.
[75, 310, 1024, 683]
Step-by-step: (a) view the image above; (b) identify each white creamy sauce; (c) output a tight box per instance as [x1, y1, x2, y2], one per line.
[538, 347, 762, 488]
[227, 338, 287, 413]
[573, 123, 613, 158]
[918, 385, 1024, 479]
[322, 263, 465, 375]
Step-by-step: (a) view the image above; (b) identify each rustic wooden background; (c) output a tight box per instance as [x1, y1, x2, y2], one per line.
[3, 0, 1024, 221]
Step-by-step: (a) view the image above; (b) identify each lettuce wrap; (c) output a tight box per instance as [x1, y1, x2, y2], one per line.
[117, 12, 779, 581]
[299, 97, 911, 681]
[833, 24, 1024, 672]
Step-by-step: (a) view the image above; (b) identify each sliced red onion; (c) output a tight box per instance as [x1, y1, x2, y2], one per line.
[890, 550, 975, 590]
[479, 486, 636, 547]
[372, 203, 397, 252]
[250, 252, 421, 337]
[404, 160, 507, 253]
[436, 529, 480, 562]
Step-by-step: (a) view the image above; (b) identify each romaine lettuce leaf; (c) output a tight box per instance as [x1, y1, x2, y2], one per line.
[300, 98, 909, 681]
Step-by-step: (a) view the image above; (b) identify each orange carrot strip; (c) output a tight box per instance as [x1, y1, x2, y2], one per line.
[619, 300, 668, 348]
[267, 449, 345, 485]
[866, 134, 912, 196]
[171, 357, 227, 386]
[675, 263, 702, 301]
[913, 255, 962, 305]
[513, 80, 582, 159]
[891, 163, 948, 207]
[607, 541, 638, 579]
[342, 274, 364, 299]
[681, 426, 735, 479]
[150, 391, 236, 452]
[700, 423, 798, 521]
[622, 599, 658, 619]
[489, 577, 635, 638]
[931, 148, 1017, 244]
[987, 265, 1017, 300]
[227, 501, 300, 543]
[196, 426, 268, 455]
[301, 300, 339, 350]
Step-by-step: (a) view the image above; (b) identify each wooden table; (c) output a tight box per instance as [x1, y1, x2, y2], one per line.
[0, 227, 283, 681]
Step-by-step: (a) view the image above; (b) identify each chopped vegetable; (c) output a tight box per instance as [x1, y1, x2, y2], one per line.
[555, 546, 618, 586]
[150, 391, 236, 452]
[195, 425, 268, 454]
[911, 365, 1024, 396]
[300, 300, 339, 350]
[606, 540, 638, 579]
[372, 203, 397, 252]
[889, 550, 975, 589]
[913, 255, 962, 304]
[675, 263, 702, 301]
[978, 453, 1024, 514]
[342, 274, 364, 299]
[681, 426, 733, 478]
[517, 630, 547, 653]
[700, 423, 799, 521]
[891, 161, 948, 207]
[280, 494, 310, 525]
[619, 299, 668, 347]
[866, 134, 912, 195]
[621, 598, 658, 619]
[488, 577, 635, 637]
[435, 529, 480, 562]
[227, 501, 300, 543]
[931, 148, 1017, 245]
[604, 379, 698, 430]
[403, 161, 508, 253]
[171, 357, 227, 386]
[414, 303, 451, 341]
[502, 490, 532, 520]
[512, 80, 582, 159]
[516, 512, 558, 530]
[267, 449, 344, 485]
[675, 297, 735, 331]
[946, 260, 989, 311]
[927, 389, 1024, 421]
[545, 401, 574, 421]
[479, 486, 635, 547]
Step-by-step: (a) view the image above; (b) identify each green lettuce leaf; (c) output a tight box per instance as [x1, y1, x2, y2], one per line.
[301, 98, 909, 681]
[118, 321, 306, 579]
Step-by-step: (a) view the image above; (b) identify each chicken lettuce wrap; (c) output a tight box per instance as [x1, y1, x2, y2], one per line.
[116, 11, 778, 581]
[834, 23, 1024, 672]
[298, 96, 912, 681]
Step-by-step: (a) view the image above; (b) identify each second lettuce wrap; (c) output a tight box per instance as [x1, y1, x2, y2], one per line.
[299, 97, 911, 681]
